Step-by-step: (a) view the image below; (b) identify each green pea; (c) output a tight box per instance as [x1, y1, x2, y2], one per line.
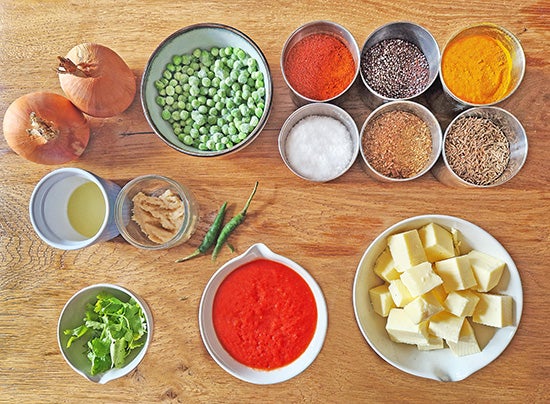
[189, 86, 200, 97]
[166, 86, 175, 96]
[161, 109, 171, 120]
[163, 70, 172, 80]
[173, 55, 183, 65]
[250, 115, 259, 127]
[154, 79, 166, 90]
[183, 135, 194, 145]
[155, 96, 165, 106]
[165, 96, 174, 105]
[236, 48, 246, 60]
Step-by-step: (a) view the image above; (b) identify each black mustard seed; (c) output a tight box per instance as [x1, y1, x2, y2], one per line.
[361, 38, 430, 99]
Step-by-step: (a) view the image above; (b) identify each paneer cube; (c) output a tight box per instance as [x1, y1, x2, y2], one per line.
[417, 335, 445, 351]
[385, 308, 429, 345]
[369, 284, 395, 317]
[444, 290, 480, 317]
[431, 284, 448, 305]
[472, 293, 513, 328]
[434, 255, 477, 292]
[387, 229, 428, 272]
[428, 311, 465, 343]
[418, 222, 456, 262]
[373, 248, 401, 282]
[447, 319, 481, 357]
[467, 250, 506, 292]
[403, 291, 444, 324]
[388, 279, 414, 307]
[400, 262, 443, 297]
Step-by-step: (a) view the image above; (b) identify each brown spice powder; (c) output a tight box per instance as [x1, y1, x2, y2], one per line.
[362, 110, 432, 178]
[444, 116, 510, 186]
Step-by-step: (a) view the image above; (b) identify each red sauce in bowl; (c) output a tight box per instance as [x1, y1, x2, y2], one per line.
[212, 259, 318, 370]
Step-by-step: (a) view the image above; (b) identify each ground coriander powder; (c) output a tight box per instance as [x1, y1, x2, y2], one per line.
[362, 110, 432, 179]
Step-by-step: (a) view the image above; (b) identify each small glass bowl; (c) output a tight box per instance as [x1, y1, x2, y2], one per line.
[114, 174, 199, 250]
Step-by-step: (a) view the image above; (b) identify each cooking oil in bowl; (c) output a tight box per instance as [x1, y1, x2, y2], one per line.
[67, 181, 107, 238]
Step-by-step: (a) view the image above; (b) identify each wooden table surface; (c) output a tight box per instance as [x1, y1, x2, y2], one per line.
[1, 0, 548, 402]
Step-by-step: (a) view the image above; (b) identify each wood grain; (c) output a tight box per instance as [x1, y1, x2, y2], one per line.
[1, 0, 549, 402]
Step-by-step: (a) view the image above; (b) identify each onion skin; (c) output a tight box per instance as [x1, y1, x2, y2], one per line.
[57, 43, 136, 118]
[3, 92, 90, 165]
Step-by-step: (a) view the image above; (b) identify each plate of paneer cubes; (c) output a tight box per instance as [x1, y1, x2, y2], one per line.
[353, 214, 523, 381]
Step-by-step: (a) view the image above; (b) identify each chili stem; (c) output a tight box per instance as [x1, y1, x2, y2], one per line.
[211, 182, 258, 261]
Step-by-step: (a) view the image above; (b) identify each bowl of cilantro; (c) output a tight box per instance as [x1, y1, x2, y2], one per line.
[57, 284, 153, 383]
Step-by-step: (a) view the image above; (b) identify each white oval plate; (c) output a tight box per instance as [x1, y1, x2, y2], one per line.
[353, 215, 523, 381]
[199, 243, 328, 384]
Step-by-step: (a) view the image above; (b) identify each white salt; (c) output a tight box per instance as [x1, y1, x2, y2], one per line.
[285, 115, 353, 181]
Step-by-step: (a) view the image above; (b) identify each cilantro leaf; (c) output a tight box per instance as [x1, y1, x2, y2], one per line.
[64, 292, 147, 376]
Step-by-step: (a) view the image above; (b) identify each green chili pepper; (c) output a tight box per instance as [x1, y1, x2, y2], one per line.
[175, 201, 227, 263]
[211, 182, 258, 261]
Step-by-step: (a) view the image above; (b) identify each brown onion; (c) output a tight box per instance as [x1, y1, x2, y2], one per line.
[57, 43, 136, 118]
[3, 92, 90, 165]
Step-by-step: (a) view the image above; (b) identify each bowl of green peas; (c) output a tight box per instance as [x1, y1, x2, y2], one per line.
[141, 23, 273, 157]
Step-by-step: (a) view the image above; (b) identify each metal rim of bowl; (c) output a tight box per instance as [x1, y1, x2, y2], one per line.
[278, 102, 360, 182]
[358, 21, 441, 102]
[141, 22, 273, 157]
[280, 20, 361, 104]
[439, 23, 526, 107]
[440, 106, 528, 188]
[359, 100, 442, 182]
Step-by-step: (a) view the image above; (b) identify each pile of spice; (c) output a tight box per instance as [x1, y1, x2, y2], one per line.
[441, 33, 513, 104]
[445, 116, 510, 185]
[362, 110, 432, 179]
[284, 33, 355, 101]
[361, 38, 430, 99]
[285, 115, 354, 181]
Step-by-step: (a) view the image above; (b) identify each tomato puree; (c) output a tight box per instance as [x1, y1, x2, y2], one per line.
[212, 259, 317, 370]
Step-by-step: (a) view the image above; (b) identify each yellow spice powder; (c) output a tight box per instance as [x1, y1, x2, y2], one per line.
[441, 34, 513, 104]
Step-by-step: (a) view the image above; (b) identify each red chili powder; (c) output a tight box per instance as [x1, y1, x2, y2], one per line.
[284, 33, 356, 101]
[212, 259, 318, 370]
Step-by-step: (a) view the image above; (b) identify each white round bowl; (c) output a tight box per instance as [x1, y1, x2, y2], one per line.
[353, 215, 523, 381]
[199, 243, 328, 384]
[57, 284, 153, 384]
[141, 23, 273, 157]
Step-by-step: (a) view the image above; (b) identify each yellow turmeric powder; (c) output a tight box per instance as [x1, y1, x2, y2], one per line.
[441, 34, 513, 104]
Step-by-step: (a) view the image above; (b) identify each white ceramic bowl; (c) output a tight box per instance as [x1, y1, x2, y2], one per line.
[141, 23, 273, 157]
[353, 215, 523, 381]
[199, 243, 328, 384]
[57, 284, 153, 384]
